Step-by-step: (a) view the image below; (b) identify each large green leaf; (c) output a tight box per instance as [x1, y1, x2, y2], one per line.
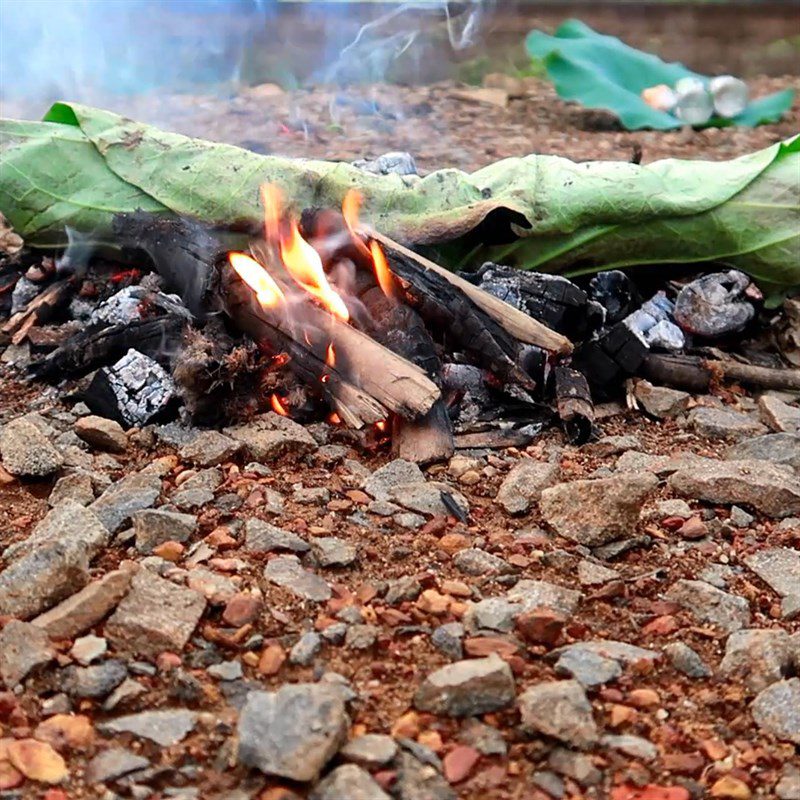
[0, 102, 797, 300]
[526, 19, 795, 131]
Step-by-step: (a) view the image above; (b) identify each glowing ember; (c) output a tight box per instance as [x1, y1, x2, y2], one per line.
[375, 420, 388, 432]
[229, 252, 285, 308]
[328, 412, 342, 425]
[370, 240, 396, 300]
[326, 343, 336, 368]
[270, 393, 290, 416]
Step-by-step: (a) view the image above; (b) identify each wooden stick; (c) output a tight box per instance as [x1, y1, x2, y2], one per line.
[222, 276, 439, 422]
[1, 279, 73, 344]
[642, 354, 800, 393]
[370, 230, 573, 356]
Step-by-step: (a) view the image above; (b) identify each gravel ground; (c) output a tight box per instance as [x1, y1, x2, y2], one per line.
[0, 80, 799, 800]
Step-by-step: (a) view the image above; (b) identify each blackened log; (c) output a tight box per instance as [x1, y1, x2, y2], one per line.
[572, 323, 648, 396]
[475, 263, 604, 340]
[28, 316, 186, 381]
[554, 366, 594, 444]
[112, 212, 222, 319]
[361, 286, 454, 464]
[642, 353, 800, 392]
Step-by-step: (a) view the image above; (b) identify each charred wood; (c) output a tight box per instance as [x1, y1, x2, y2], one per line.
[554, 366, 595, 445]
[1, 279, 74, 345]
[572, 323, 649, 397]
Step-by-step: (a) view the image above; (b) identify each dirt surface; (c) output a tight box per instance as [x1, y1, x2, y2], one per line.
[1, 81, 799, 800]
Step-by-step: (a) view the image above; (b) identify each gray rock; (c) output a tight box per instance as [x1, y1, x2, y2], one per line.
[458, 719, 507, 756]
[395, 752, 456, 800]
[264, 555, 331, 602]
[665, 579, 751, 632]
[289, 632, 323, 665]
[237, 684, 348, 781]
[633, 380, 690, 419]
[345, 624, 379, 650]
[431, 622, 465, 661]
[32, 568, 134, 639]
[340, 733, 398, 768]
[540, 473, 658, 546]
[103, 678, 147, 711]
[293, 485, 330, 505]
[133, 509, 197, 554]
[745, 548, 800, 597]
[86, 748, 150, 783]
[653, 499, 693, 520]
[532, 771, 566, 799]
[552, 639, 660, 667]
[669, 458, 800, 518]
[555, 648, 622, 687]
[730, 505, 755, 528]
[394, 511, 427, 529]
[171, 468, 221, 510]
[0, 537, 93, 619]
[49, 471, 95, 507]
[463, 598, 518, 633]
[179, 430, 243, 466]
[387, 481, 469, 518]
[751, 678, 800, 743]
[0, 416, 63, 477]
[506, 580, 583, 616]
[759, 395, 800, 434]
[224, 412, 317, 461]
[4, 498, 109, 562]
[71, 634, 107, 665]
[98, 709, 197, 746]
[75, 415, 128, 453]
[90, 471, 162, 532]
[577, 560, 619, 586]
[726, 433, 800, 471]
[585, 435, 642, 457]
[414, 654, 515, 716]
[62, 659, 128, 698]
[776, 764, 800, 800]
[364, 459, 425, 501]
[207, 661, 243, 681]
[519, 680, 598, 749]
[369, 499, 402, 516]
[495, 460, 560, 515]
[0, 620, 53, 687]
[719, 629, 793, 692]
[186, 567, 237, 605]
[311, 764, 391, 800]
[782, 594, 800, 620]
[321, 622, 347, 644]
[663, 642, 712, 678]
[453, 548, 514, 576]
[601, 734, 658, 761]
[244, 518, 308, 553]
[385, 576, 422, 605]
[105, 570, 206, 657]
[311, 536, 358, 567]
[548, 747, 602, 786]
[688, 406, 767, 441]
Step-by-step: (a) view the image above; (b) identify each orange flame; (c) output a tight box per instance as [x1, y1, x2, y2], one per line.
[229, 252, 285, 308]
[261, 184, 284, 245]
[375, 420, 387, 432]
[342, 189, 371, 258]
[370, 240, 396, 300]
[326, 343, 336, 368]
[328, 412, 341, 425]
[271, 394, 289, 416]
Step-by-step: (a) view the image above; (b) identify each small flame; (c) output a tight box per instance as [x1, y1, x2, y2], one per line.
[328, 412, 341, 425]
[326, 343, 336, 368]
[342, 189, 371, 257]
[375, 420, 387, 432]
[270, 393, 290, 416]
[229, 252, 285, 308]
[261, 184, 284, 245]
[370, 240, 396, 300]
[281, 221, 350, 322]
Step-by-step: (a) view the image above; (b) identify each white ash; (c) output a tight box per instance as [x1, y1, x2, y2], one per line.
[624, 291, 685, 350]
[352, 151, 418, 176]
[89, 286, 191, 327]
[102, 349, 175, 426]
[442, 363, 491, 423]
[10, 276, 40, 314]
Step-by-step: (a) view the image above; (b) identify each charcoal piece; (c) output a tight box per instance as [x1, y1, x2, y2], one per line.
[572, 322, 648, 394]
[475, 263, 605, 340]
[589, 271, 641, 324]
[624, 291, 685, 351]
[554, 366, 594, 445]
[89, 286, 192, 327]
[112, 213, 222, 319]
[352, 152, 418, 176]
[28, 316, 186, 381]
[673, 270, 757, 338]
[85, 349, 177, 427]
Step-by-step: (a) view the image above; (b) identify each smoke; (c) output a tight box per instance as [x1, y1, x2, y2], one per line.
[0, 0, 492, 112]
